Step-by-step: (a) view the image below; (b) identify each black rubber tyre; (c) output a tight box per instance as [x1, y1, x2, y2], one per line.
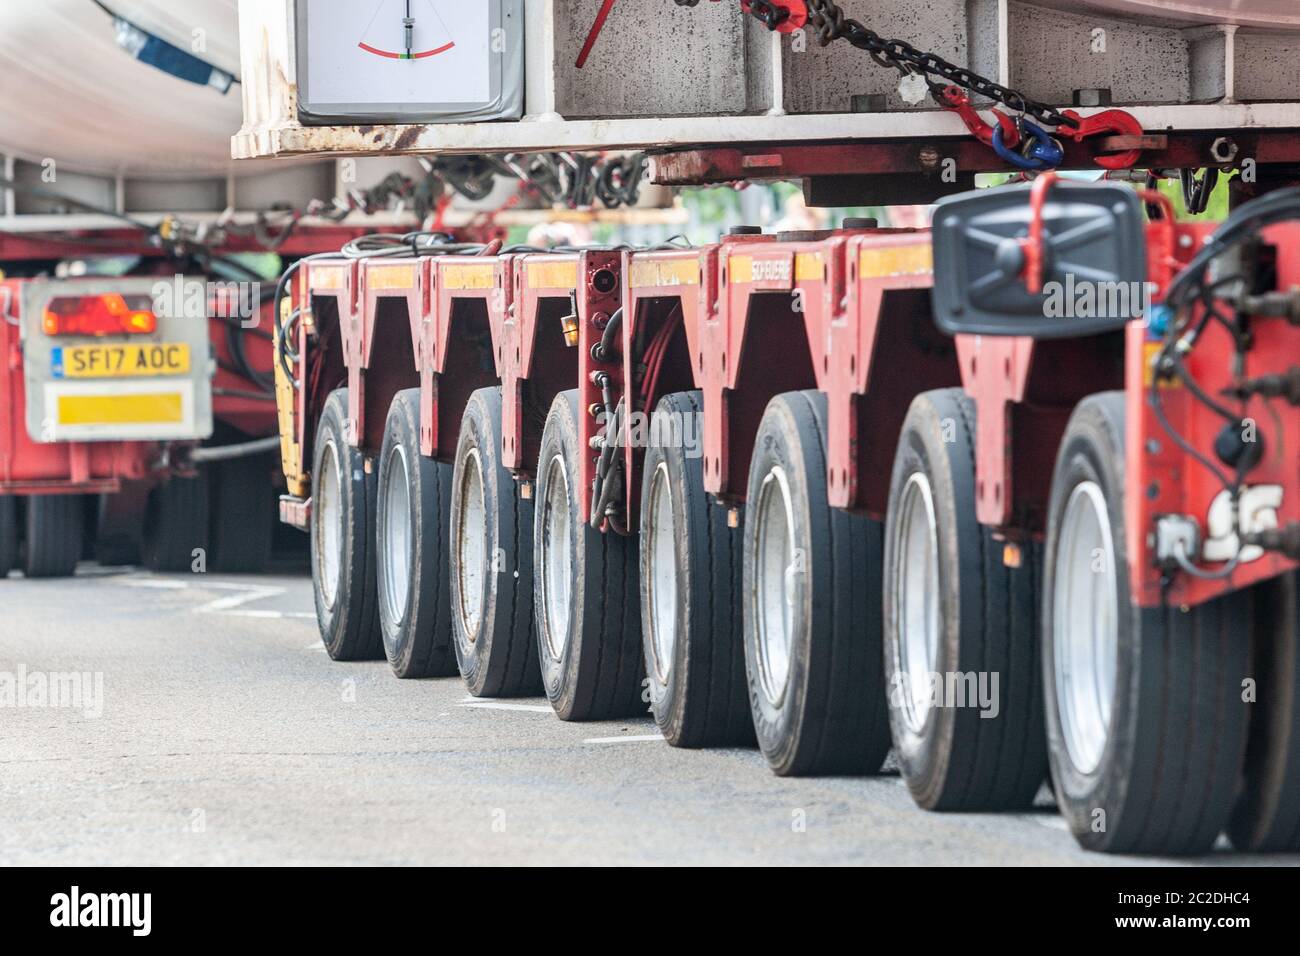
[639, 391, 754, 747]
[94, 533, 141, 567]
[451, 387, 542, 697]
[23, 495, 84, 579]
[93, 488, 147, 567]
[1043, 391, 1251, 855]
[209, 452, 275, 573]
[1230, 571, 1300, 851]
[742, 390, 891, 776]
[375, 389, 457, 679]
[141, 474, 209, 572]
[883, 388, 1046, 810]
[311, 389, 383, 662]
[533, 389, 644, 721]
[0, 495, 17, 578]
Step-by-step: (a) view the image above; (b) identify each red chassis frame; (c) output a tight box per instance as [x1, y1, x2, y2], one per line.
[286, 220, 1300, 612]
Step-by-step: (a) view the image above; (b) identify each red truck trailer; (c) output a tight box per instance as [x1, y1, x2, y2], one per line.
[0, 224, 382, 579]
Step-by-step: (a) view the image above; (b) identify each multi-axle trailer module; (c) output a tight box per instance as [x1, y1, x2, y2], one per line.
[277, 179, 1300, 855]
[249, 0, 1300, 855]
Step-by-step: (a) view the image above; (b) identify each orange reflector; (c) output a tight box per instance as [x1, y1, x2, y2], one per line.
[560, 314, 580, 348]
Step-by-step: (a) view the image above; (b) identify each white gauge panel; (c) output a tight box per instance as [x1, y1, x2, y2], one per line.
[296, 0, 524, 125]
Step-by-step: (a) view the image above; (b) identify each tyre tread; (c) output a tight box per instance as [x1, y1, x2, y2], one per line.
[754, 390, 889, 776]
[24, 495, 83, 579]
[1046, 392, 1249, 855]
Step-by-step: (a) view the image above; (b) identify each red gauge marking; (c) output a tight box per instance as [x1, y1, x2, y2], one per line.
[358, 41, 455, 59]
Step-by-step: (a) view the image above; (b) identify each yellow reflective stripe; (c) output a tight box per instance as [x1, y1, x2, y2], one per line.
[858, 245, 933, 278]
[442, 264, 496, 291]
[310, 265, 348, 290]
[527, 261, 580, 290]
[629, 258, 700, 289]
[794, 252, 824, 282]
[368, 264, 417, 291]
[728, 255, 793, 285]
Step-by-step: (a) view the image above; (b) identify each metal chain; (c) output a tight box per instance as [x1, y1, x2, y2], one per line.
[744, 0, 1081, 129]
[745, 0, 791, 30]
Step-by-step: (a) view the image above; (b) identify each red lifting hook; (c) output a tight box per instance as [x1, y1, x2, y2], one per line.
[938, 85, 1022, 149]
[1058, 109, 1145, 170]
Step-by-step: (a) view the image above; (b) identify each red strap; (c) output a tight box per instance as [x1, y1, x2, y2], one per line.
[1022, 171, 1059, 294]
[579, 1, 807, 68]
[576, 0, 619, 68]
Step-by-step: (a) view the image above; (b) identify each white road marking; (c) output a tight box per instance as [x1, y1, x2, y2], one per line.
[116, 575, 314, 620]
[194, 586, 287, 614]
[76, 565, 136, 577]
[459, 701, 555, 714]
[217, 609, 316, 619]
[584, 734, 665, 744]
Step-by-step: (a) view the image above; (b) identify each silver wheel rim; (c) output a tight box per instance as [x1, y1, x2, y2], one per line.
[380, 445, 412, 624]
[893, 472, 941, 734]
[646, 462, 678, 684]
[540, 454, 572, 660]
[315, 439, 343, 611]
[457, 448, 488, 641]
[754, 466, 797, 705]
[1053, 481, 1119, 777]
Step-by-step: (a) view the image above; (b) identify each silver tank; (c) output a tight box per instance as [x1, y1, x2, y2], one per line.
[0, 0, 246, 177]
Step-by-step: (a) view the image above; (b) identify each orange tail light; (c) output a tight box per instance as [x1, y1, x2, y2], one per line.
[42, 294, 158, 337]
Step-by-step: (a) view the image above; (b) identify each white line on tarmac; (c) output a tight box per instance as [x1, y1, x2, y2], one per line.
[459, 701, 555, 714]
[218, 609, 316, 619]
[117, 575, 313, 620]
[584, 734, 665, 744]
[193, 586, 287, 614]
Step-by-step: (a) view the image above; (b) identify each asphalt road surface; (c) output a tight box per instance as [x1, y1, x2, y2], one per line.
[3, 565, 1297, 867]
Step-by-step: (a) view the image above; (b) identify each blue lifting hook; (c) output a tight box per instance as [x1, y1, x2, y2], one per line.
[992, 119, 1065, 171]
